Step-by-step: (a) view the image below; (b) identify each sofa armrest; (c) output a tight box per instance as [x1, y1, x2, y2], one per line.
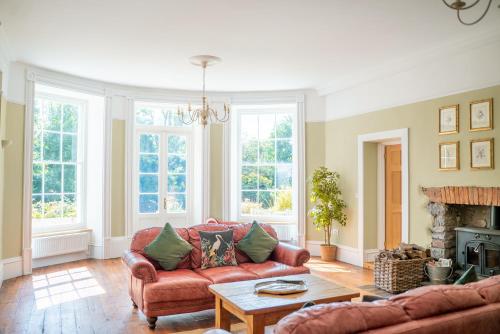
[272, 242, 310, 267]
[122, 250, 158, 283]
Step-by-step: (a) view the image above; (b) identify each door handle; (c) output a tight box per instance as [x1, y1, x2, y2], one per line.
[164, 197, 167, 210]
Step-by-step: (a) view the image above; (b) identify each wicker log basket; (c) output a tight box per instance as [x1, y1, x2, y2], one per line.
[374, 244, 430, 294]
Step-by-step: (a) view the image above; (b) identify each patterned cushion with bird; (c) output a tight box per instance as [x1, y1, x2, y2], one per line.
[199, 230, 237, 269]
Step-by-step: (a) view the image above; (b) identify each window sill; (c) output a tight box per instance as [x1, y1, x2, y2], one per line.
[32, 228, 92, 239]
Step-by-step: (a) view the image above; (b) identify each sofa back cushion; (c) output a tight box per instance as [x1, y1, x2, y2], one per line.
[130, 226, 191, 269]
[275, 302, 410, 334]
[188, 224, 230, 268]
[389, 284, 486, 320]
[466, 275, 500, 304]
[227, 223, 278, 264]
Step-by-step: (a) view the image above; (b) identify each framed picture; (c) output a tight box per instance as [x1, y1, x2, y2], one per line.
[470, 138, 494, 170]
[439, 105, 459, 135]
[470, 98, 493, 131]
[439, 141, 460, 170]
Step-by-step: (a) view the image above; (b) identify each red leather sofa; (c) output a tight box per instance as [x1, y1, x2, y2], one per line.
[274, 275, 500, 334]
[122, 221, 310, 329]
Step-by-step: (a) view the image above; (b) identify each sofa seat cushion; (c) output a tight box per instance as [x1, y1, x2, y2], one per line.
[389, 284, 486, 320]
[275, 302, 410, 334]
[143, 269, 213, 303]
[466, 275, 500, 303]
[195, 266, 259, 284]
[239, 261, 310, 278]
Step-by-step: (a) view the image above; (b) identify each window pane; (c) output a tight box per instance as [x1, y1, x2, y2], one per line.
[44, 102, 62, 131]
[140, 154, 159, 173]
[139, 194, 158, 213]
[276, 114, 293, 138]
[241, 166, 258, 190]
[32, 163, 43, 193]
[168, 135, 186, 154]
[136, 108, 155, 126]
[45, 164, 62, 193]
[62, 134, 78, 162]
[276, 140, 293, 163]
[44, 194, 62, 218]
[140, 134, 159, 153]
[63, 194, 77, 217]
[240, 115, 258, 140]
[259, 114, 275, 139]
[275, 190, 292, 214]
[168, 155, 186, 173]
[33, 99, 42, 134]
[259, 166, 275, 190]
[33, 131, 42, 161]
[167, 194, 186, 212]
[259, 191, 275, 209]
[241, 191, 258, 214]
[63, 104, 78, 133]
[259, 140, 275, 163]
[242, 140, 258, 163]
[276, 165, 292, 189]
[140, 175, 158, 193]
[63, 165, 77, 193]
[168, 175, 186, 192]
[43, 132, 61, 161]
[32, 195, 43, 219]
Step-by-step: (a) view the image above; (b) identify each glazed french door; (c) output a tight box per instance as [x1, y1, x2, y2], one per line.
[134, 129, 192, 230]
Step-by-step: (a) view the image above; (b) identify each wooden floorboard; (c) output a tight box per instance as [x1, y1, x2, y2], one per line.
[0, 257, 373, 333]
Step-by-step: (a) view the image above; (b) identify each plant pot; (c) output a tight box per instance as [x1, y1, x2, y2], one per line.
[320, 244, 337, 262]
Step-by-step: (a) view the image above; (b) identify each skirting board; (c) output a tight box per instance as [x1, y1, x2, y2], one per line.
[1, 257, 23, 281]
[306, 240, 361, 266]
[104, 237, 131, 259]
[32, 251, 89, 269]
[364, 249, 380, 262]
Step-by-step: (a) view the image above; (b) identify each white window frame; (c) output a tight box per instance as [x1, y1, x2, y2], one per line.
[31, 92, 88, 235]
[234, 105, 299, 223]
[132, 101, 195, 227]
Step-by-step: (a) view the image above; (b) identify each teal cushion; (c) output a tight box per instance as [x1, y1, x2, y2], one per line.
[237, 221, 279, 263]
[454, 266, 478, 285]
[144, 223, 193, 271]
[200, 230, 237, 269]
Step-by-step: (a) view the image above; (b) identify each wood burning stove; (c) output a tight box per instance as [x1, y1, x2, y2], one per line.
[456, 227, 500, 276]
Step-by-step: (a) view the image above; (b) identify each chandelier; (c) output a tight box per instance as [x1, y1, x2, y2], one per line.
[442, 0, 498, 25]
[177, 55, 231, 127]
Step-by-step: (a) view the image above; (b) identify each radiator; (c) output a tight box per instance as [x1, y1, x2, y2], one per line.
[32, 231, 90, 259]
[270, 224, 297, 242]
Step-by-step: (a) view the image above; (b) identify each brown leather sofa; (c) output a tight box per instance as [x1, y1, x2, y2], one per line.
[122, 221, 310, 329]
[274, 275, 500, 334]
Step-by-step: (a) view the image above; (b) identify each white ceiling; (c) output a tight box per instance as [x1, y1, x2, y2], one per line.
[0, 0, 499, 92]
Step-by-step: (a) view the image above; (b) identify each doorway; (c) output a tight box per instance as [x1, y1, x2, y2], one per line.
[357, 128, 409, 267]
[384, 144, 402, 250]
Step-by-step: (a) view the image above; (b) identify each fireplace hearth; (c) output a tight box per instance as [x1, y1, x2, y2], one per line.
[423, 186, 500, 277]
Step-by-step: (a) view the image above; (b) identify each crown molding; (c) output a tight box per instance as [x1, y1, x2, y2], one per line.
[316, 26, 500, 97]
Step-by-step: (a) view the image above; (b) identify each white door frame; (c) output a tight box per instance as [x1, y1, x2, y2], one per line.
[357, 128, 409, 266]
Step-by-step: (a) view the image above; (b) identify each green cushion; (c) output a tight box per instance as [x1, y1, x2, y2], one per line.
[454, 266, 478, 285]
[237, 221, 279, 263]
[144, 223, 193, 271]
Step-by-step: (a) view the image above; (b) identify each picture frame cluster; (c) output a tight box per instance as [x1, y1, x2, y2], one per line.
[438, 98, 494, 171]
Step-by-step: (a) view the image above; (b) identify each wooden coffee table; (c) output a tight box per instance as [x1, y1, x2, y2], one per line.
[209, 274, 360, 334]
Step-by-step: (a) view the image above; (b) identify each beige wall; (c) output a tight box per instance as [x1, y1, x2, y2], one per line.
[323, 84, 500, 248]
[111, 120, 126, 237]
[363, 142, 378, 249]
[305, 122, 326, 241]
[0, 94, 7, 260]
[2, 102, 24, 259]
[209, 123, 224, 219]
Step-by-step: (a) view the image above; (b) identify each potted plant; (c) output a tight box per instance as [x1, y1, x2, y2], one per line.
[309, 167, 347, 261]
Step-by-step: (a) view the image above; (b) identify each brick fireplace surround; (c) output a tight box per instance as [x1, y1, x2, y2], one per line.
[423, 186, 500, 260]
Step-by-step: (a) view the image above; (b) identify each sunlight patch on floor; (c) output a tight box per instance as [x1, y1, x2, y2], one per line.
[306, 259, 353, 273]
[32, 266, 106, 310]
